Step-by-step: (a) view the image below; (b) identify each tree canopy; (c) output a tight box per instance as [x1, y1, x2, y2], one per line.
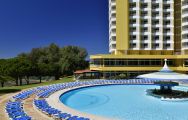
[0, 43, 88, 87]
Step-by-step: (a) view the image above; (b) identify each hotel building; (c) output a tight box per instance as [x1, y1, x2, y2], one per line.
[90, 0, 188, 78]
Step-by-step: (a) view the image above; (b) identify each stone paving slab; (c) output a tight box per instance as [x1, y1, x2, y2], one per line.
[0, 93, 14, 120]
[24, 95, 53, 120]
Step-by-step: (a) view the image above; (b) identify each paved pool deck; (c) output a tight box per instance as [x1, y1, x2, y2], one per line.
[2, 81, 188, 120]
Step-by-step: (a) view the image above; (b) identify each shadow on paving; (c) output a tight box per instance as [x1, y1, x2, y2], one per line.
[0, 89, 21, 96]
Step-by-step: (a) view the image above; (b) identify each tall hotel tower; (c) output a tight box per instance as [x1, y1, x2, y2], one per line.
[90, 0, 188, 78]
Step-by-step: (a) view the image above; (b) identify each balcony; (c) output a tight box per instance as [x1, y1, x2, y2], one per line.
[141, 24, 151, 27]
[130, 24, 140, 27]
[182, 4, 188, 10]
[110, 32, 116, 37]
[140, 16, 151, 19]
[181, 42, 188, 50]
[152, 32, 162, 36]
[109, 41, 116, 45]
[141, 8, 151, 11]
[182, 30, 188, 35]
[163, 25, 174, 28]
[110, 17, 116, 22]
[141, 40, 150, 43]
[163, 40, 173, 44]
[152, 16, 162, 19]
[152, 0, 160, 3]
[130, 32, 139, 35]
[181, 39, 188, 43]
[163, 9, 173, 12]
[163, 16, 173, 20]
[163, 32, 174, 36]
[152, 24, 162, 28]
[141, 32, 151, 35]
[129, 7, 140, 11]
[129, 39, 138, 43]
[152, 8, 162, 12]
[182, 12, 188, 18]
[130, 16, 140, 19]
[111, 1, 116, 6]
[163, 0, 174, 4]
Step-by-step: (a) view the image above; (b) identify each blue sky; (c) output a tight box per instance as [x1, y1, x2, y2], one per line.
[0, 0, 109, 58]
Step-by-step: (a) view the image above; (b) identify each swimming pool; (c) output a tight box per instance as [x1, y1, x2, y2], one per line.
[60, 85, 188, 120]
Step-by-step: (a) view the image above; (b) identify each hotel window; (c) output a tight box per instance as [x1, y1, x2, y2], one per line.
[141, 27, 148, 32]
[128, 60, 139, 66]
[166, 60, 174, 66]
[130, 43, 136, 48]
[182, 1, 188, 5]
[153, 28, 159, 32]
[151, 60, 162, 66]
[141, 11, 148, 16]
[183, 42, 188, 47]
[141, 3, 148, 8]
[112, 44, 116, 49]
[152, 43, 159, 49]
[130, 19, 136, 24]
[164, 20, 170, 25]
[130, 35, 136, 40]
[183, 25, 188, 31]
[153, 20, 159, 25]
[139, 60, 149, 66]
[164, 28, 171, 33]
[164, 36, 170, 41]
[182, 9, 188, 14]
[164, 13, 170, 17]
[130, 27, 136, 32]
[116, 59, 127, 66]
[141, 35, 148, 40]
[143, 27, 148, 32]
[185, 60, 188, 67]
[101, 59, 166, 67]
[164, 5, 170, 9]
[130, 11, 136, 16]
[112, 36, 116, 41]
[152, 12, 159, 17]
[112, 29, 116, 33]
[182, 34, 188, 39]
[130, 3, 136, 8]
[141, 43, 148, 49]
[111, 6, 116, 11]
[152, 4, 159, 9]
[153, 36, 159, 40]
[112, 21, 116, 26]
[92, 59, 103, 66]
[141, 20, 148, 24]
[163, 44, 171, 49]
[111, 13, 116, 18]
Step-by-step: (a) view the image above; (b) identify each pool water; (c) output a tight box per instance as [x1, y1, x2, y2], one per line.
[60, 85, 188, 120]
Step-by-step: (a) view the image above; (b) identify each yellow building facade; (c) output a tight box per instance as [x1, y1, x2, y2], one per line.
[90, 0, 188, 78]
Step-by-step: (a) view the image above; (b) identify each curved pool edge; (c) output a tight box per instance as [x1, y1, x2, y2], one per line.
[46, 82, 188, 120]
[46, 83, 154, 120]
[46, 84, 118, 120]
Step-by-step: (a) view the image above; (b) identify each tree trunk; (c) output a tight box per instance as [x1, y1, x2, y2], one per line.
[55, 75, 59, 80]
[1, 82, 4, 87]
[16, 77, 19, 86]
[26, 76, 29, 85]
[39, 76, 42, 83]
[19, 77, 22, 86]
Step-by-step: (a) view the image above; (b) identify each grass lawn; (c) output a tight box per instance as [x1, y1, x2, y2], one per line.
[0, 76, 74, 96]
